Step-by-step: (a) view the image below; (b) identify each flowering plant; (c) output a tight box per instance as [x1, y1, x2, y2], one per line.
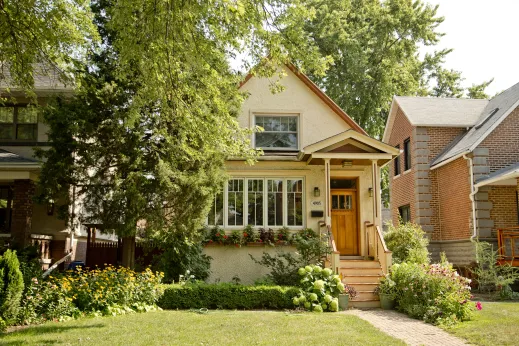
[374, 275, 397, 299]
[276, 227, 290, 244]
[242, 225, 259, 243]
[293, 265, 344, 312]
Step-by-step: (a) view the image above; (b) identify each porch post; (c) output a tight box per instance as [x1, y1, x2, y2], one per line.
[324, 158, 331, 226]
[371, 160, 380, 226]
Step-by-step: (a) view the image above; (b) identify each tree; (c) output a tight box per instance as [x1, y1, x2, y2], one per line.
[37, 0, 328, 267]
[0, 0, 98, 97]
[467, 79, 494, 99]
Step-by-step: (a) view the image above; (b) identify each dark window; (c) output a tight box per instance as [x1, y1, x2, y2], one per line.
[0, 106, 38, 141]
[0, 187, 13, 233]
[255, 115, 298, 150]
[404, 138, 411, 171]
[330, 179, 357, 189]
[394, 145, 400, 176]
[398, 205, 411, 224]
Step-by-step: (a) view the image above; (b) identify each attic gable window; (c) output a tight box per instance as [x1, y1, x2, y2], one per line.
[0, 106, 38, 141]
[255, 115, 298, 151]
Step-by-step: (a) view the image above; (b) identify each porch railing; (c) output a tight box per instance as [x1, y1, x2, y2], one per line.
[497, 226, 519, 264]
[365, 222, 392, 275]
[326, 225, 341, 275]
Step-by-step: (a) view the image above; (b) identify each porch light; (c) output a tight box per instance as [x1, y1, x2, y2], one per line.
[368, 187, 373, 198]
[342, 160, 353, 167]
[314, 187, 320, 197]
[47, 199, 55, 216]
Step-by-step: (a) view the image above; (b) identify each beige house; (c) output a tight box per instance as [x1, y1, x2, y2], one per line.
[205, 65, 399, 307]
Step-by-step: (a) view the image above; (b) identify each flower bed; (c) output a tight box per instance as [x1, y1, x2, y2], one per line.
[204, 226, 318, 247]
[158, 283, 299, 310]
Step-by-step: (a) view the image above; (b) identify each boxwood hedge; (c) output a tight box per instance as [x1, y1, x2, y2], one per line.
[158, 283, 299, 310]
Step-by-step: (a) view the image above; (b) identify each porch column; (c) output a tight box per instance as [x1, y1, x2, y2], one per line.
[324, 158, 331, 226]
[11, 179, 35, 248]
[371, 160, 381, 226]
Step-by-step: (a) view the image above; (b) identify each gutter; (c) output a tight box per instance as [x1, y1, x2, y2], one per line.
[430, 150, 470, 171]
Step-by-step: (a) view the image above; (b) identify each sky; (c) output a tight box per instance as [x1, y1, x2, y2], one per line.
[425, 0, 519, 96]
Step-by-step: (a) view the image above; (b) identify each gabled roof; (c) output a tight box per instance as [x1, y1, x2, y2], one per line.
[475, 162, 519, 187]
[431, 81, 519, 167]
[0, 63, 73, 93]
[383, 96, 488, 142]
[239, 63, 367, 135]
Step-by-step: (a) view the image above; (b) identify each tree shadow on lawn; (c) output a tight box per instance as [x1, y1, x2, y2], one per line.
[0, 323, 105, 345]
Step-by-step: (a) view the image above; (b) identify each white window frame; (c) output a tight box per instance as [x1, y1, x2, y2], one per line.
[253, 113, 300, 151]
[207, 177, 305, 229]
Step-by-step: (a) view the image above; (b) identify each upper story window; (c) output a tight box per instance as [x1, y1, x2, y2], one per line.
[404, 138, 411, 171]
[255, 115, 298, 151]
[394, 144, 400, 176]
[0, 106, 38, 141]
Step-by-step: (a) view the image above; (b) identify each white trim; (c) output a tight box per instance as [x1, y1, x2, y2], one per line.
[430, 151, 470, 170]
[310, 152, 393, 160]
[304, 130, 399, 155]
[474, 171, 519, 188]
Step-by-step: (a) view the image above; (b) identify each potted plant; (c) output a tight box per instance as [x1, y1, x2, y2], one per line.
[374, 275, 396, 310]
[338, 284, 357, 310]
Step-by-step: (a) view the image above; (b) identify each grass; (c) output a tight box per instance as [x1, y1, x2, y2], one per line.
[0, 310, 405, 346]
[442, 301, 519, 346]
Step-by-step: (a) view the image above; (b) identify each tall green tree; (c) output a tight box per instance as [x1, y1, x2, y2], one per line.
[37, 0, 328, 266]
[0, 0, 98, 97]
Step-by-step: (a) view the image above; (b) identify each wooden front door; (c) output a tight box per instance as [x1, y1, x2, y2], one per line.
[331, 190, 358, 255]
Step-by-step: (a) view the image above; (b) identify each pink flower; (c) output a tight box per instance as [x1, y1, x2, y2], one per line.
[476, 301, 482, 310]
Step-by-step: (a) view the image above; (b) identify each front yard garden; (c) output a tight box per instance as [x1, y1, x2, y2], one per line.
[0, 310, 405, 346]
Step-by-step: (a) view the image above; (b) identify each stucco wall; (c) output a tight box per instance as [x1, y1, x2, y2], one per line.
[238, 66, 352, 149]
[203, 245, 296, 284]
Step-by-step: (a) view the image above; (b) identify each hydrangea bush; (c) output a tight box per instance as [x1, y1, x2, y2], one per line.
[390, 257, 475, 325]
[292, 265, 344, 312]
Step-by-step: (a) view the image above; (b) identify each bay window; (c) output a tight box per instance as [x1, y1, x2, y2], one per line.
[207, 177, 304, 228]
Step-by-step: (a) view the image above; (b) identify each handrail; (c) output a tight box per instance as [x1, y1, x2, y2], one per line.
[326, 225, 341, 275]
[365, 222, 392, 275]
[375, 225, 391, 253]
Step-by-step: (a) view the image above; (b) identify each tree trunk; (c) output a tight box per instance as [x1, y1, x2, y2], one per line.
[121, 236, 136, 269]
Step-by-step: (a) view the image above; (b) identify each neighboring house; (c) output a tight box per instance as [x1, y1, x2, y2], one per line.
[384, 82, 519, 267]
[204, 64, 399, 307]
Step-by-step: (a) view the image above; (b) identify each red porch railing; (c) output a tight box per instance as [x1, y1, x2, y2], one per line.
[497, 226, 519, 265]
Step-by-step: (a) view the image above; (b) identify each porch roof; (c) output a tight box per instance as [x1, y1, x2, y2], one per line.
[298, 130, 400, 166]
[475, 162, 519, 188]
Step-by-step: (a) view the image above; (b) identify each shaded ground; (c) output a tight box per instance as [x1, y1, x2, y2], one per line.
[0, 310, 405, 346]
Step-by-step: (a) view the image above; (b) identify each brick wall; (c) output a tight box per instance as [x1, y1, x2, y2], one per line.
[488, 186, 518, 232]
[388, 108, 414, 225]
[480, 106, 519, 174]
[11, 180, 35, 247]
[436, 157, 472, 240]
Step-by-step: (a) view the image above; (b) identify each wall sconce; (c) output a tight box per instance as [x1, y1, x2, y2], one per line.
[368, 187, 373, 198]
[342, 160, 353, 167]
[47, 199, 55, 216]
[314, 187, 320, 197]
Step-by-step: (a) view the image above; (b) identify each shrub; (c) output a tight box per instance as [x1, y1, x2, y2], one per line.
[158, 283, 299, 310]
[259, 228, 275, 244]
[206, 226, 227, 244]
[242, 225, 259, 243]
[472, 241, 519, 299]
[384, 222, 430, 264]
[390, 256, 474, 325]
[229, 230, 242, 247]
[374, 275, 397, 299]
[153, 234, 211, 283]
[0, 250, 24, 325]
[250, 231, 330, 286]
[292, 265, 344, 312]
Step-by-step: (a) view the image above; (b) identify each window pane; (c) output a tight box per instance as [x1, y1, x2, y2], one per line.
[17, 106, 38, 123]
[332, 195, 338, 210]
[287, 179, 303, 226]
[227, 179, 244, 226]
[0, 124, 13, 140]
[267, 179, 283, 226]
[16, 124, 37, 140]
[345, 195, 352, 210]
[256, 132, 297, 149]
[0, 187, 11, 233]
[208, 192, 223, 226]
[247, 179, 264, 226]
[0, 108, 14, 123]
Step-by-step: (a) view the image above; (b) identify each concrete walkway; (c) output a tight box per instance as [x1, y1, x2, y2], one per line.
[346, 309, 469, 346]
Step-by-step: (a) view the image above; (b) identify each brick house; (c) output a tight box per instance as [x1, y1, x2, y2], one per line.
[383, 82, 519, 266]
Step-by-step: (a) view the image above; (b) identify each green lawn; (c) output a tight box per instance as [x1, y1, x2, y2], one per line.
[0, 310, 405, 346]
[442, 301, 519, 346]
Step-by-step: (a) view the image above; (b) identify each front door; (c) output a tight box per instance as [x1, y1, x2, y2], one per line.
[331, 190, 358, 255]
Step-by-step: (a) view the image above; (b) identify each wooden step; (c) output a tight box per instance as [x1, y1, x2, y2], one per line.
[339, 260, 381, 269]
[349, 299, 381, 309]
[340, 267, 383, 276]
[354, 290, 378, 301]
[346, 282, 379, 291]
[341, 274, 383, 284]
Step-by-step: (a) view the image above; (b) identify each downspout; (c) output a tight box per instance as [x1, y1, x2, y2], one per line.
[463, 154, 479, 262]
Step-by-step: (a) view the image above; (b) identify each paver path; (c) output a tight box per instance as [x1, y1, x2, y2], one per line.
[346, 309, 469, 346]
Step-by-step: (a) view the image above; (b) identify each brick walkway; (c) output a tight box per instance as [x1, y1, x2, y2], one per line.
[346, 309, 469, 346]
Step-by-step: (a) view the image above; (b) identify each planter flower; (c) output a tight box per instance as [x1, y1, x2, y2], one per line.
[374, 275, 397, 310]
